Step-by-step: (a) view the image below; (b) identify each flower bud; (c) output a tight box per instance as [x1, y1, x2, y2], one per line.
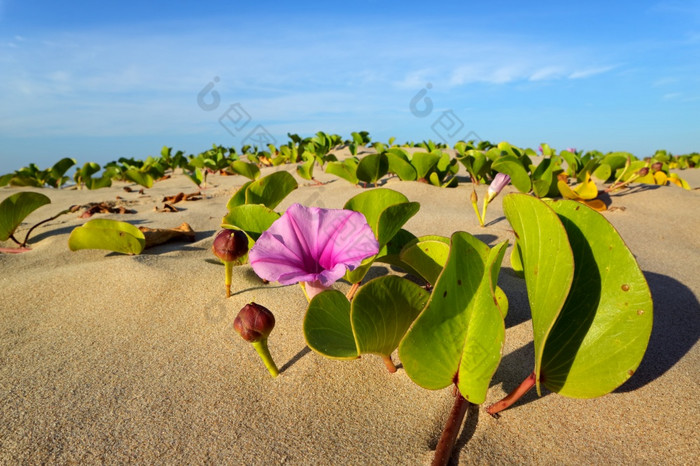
[651, 162, 663, 173]
[234, 302, 275, 343]
[212, 229, 248, 262]
[637, 167, 649, 177]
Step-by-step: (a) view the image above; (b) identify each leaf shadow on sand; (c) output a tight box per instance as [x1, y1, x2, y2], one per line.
[615, 270, 700, 392]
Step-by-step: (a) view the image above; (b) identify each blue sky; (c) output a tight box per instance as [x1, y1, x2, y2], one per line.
[1, 0, 699, 174]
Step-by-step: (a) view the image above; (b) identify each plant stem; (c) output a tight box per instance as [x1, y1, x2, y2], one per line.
[382, 354, 397, 373]
[20, 207, 74, 247]
[346, 282, 360, 301]
[251, 338, 279, 378]
[432, 388, 470, 466]
[486, 371, 536, 417]
[8, 234, 21, 246]
[472, 200, 483, 227]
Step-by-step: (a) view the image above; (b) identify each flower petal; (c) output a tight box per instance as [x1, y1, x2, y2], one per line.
[249, 203, 378, 286]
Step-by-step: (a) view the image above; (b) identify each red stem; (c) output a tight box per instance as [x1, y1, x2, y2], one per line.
[432, 388, 470, 466]
[486, 371, 536, 417]
[382, 355, 397, 373]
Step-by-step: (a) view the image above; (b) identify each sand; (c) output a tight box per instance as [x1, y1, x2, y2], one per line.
[1, 158, 699, 464]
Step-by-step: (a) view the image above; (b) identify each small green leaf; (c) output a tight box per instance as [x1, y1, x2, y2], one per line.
[68, 219, 145, 255]
[492, 155, 532, 193]
[343, 188, 409, 235]
[592, 163, 612, 182]
[245, 171, 298, 209]
[0, 192, 51, 241]
[325, 158, 359, 185]
[221, 204, 280, 241]
[123, 169, 154, 189]
[230, 161, 261, 181]
[377, 202, 420, 246]
[296, 158, 314, 180]
[410, 151, 441, 180]
[352, 275, 429, 358]
[386, 150, 417, 181]
[226, 181, 253, 210]
[399, 235, 451, 285]
[356, 153, 389, 184]
[304, 290, 358, 359]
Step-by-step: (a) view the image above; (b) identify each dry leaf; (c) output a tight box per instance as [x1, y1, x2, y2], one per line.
[154, 203, 178, 213]
[139, 223, 196, 249]
[78, 202, 136, 218]
[162, 192, 202, 204]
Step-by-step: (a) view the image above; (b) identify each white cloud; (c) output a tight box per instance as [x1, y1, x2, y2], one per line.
[568, 65, 617, 79]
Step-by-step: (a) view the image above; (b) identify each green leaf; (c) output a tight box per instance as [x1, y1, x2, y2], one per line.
[502, 194, 574, 395]
[296, 158, 315, 180]
[399, 232, 508, 404]
[386, 150, 417, 181]
[304, 290, 358, 359]
[352, 275, 429, 358]
[377, 202, 420, 246]
[343, 188, 409, 235]
[244, 171, 298, 209]
[230, 161, 261, 181]
[123, 168, 154, 189]
[0, 192, 51, 241]
[226, 181, 253, 210]
[410, 151, 441, 180]
[492, 155, 532, 193]
[356, 153, 389, 184]
[592, 163, 612, 182]
[68, 219, 145, 255]
[221, 204, 280, 241]
[541, 200, 653, 398]
[399, 235, 451, 285]
[325, 158, 359, 185]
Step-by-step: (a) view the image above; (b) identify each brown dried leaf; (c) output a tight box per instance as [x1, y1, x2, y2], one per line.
[78, 202, 136, 218]
[154, 203, 178, 213]
[162, 192, 202, 204]
[138, 222, 196, 249]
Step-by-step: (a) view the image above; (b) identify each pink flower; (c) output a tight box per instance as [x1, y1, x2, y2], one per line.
[249, 203, 379, 298]
[486, 173, 511, 204]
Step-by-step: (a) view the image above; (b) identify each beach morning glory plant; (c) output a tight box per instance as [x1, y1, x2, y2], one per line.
[249, 203, 379, 300]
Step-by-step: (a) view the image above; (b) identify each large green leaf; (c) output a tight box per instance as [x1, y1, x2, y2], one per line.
[221, 204, 280, 241]
[502, 194, 574, 394]
[0, 192, 51, 241]
[541, 200, 653, 398]
[68, 219, 145, 255]
[399, 232, 508, 404]
[304, 290, 358, 359]
[352, 275, 429, 358]
[244, 171, 298, 209]
[356, 153, 389, 184]
[492, 155, 532, 193]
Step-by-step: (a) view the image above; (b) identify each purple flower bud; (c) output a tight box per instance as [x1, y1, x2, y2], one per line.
[234, 302, 276, 343]
[487, 173, 511, 200]
[651, 162, 663, 173]
[566, 147, 577, 153]
[212, 229, 248, 262]
[637, 167, 649, 177]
